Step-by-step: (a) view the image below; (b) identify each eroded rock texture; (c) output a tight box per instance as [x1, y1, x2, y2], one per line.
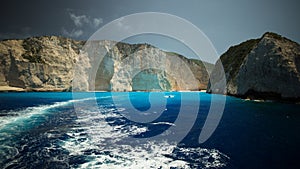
[0, 36, 211, 92]
[208, 32, 300, 102]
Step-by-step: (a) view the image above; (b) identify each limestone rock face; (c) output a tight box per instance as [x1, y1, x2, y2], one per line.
[0, 36, 211, 92]
[0, 36, 84, 91]
[207, 32, 300, 101]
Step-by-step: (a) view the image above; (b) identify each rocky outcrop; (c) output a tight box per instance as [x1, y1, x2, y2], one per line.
[0, 36, 211, 92]
[0, 36, 83, 91]
[207, 32, 300, 102]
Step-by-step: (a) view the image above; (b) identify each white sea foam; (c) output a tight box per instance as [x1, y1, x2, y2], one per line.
[0, 94, 229, 168]
[0, 145, 19, 162]
[151, 122, 176, 126]
[0, 97, 93, 131]
[61, 105, 229, 169]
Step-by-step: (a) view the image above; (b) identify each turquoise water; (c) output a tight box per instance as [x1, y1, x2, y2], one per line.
[0, 92, 299, 169]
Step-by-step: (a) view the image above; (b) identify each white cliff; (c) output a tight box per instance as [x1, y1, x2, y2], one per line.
[0, 36, 211, 92]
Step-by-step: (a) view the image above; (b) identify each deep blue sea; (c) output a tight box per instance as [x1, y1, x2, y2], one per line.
[0, 92, 299, 169]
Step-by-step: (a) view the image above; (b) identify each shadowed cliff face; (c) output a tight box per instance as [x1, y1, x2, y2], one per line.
[0, 36, 211, 92]
[208, 32, 300, 102]
[7, 50, 25, 88]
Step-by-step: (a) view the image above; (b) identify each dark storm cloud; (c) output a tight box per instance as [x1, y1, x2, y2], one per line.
[0, 0, 106, 39]
[61, 9, 103, 38]
[0, 0, 300, 58]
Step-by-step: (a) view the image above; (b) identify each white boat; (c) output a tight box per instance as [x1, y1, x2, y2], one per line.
[164, 95, 175, 98]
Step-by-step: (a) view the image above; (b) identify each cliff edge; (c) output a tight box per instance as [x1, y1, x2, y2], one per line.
[207, 32, 300, 102]
[0, 36, 211, 92]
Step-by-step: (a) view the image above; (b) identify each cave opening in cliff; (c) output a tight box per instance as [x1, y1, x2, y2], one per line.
[132, 69, 172, 91]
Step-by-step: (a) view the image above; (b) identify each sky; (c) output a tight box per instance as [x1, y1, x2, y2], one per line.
[1, 0, 300, 63]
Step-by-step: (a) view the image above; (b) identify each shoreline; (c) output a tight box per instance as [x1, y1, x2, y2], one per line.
[1, 86, 299, 104]
[0, 86, 207, 93]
